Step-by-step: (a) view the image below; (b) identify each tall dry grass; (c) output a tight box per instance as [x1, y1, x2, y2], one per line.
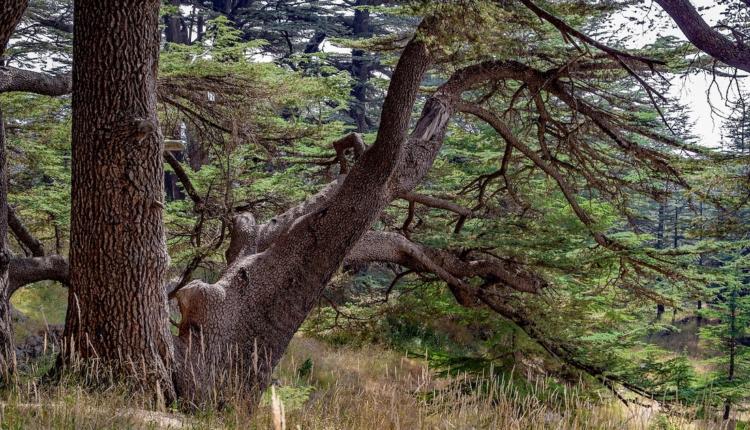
[0, 336, 735, 429]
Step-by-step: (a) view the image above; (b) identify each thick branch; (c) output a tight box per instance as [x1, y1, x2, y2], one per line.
[655, 0, 750, 72]
[345, 231, 546, 296]
[29, 13, 74, 34]
[0, 67, 72, 96]
[8, 255, 69, 296]
[8, 207, 44, 257]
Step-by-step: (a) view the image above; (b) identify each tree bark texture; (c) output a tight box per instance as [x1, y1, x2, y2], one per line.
[0, 108, 12, 380]
[63, 0, 174, 397]
[0, 0, 30, 381]
[172, 30, 437, 405]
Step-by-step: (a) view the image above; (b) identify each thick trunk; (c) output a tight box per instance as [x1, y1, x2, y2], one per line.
[0, 108, 11, 379]
[63, 0, 174, 397]
[0, 0, 30, 380]
[172, 31, 436, 405]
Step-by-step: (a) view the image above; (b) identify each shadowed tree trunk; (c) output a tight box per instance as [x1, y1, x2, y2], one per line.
[656, 197, 666, 320]
[62, 0, 174, 398]
[349, 0, 374, 132]
[0, 0, 30, 379]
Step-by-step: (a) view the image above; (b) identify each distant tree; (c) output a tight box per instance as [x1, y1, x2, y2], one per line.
[723, 93, 750, 154]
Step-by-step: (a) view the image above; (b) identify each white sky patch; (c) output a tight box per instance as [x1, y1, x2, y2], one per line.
[606, 0, 746, 146]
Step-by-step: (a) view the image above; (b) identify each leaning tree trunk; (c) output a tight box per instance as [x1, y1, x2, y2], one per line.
[62, 0, 174, 398]
[0, 0, 30, 381]
[172, 30, 437, 406]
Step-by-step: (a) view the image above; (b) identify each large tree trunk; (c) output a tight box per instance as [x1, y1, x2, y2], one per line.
[172, 29, 437, 405]
[62, 0, 174, 398]
[0, 107, 12, 379]
[0, 0, 30, 380]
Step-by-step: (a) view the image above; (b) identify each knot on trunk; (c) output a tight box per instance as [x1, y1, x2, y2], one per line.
[333, 132, 366, 174]
[225, 212, 258, 265]
[174, 280, 226, 334]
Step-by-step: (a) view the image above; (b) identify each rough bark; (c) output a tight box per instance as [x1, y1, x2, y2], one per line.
[0, 106, 12, 379]
[0, 67, 71, 96]
[62, 0, 174, 398]
[0, 1, 29, 52]
[8, 255, 68, 296]
[0, 0, 30, 381]
[173, 28, 436, 405]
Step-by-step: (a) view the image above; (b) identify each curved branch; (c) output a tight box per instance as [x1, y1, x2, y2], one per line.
[345, 231, 546, 297]
[8, 255, 69, 296]
[397, 192, 472, 217]
[654, 0, 750, 72]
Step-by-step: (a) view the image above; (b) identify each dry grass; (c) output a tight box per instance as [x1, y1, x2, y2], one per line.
[0, 336, 735, 429]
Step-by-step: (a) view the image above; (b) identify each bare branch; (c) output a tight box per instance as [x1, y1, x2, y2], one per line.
[163, 151, 203, 206]
[397, 192, 472, 217]
[517, 0, 665, 67]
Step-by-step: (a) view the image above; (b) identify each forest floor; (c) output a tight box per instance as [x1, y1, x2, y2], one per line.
[0, 283, 742, 429]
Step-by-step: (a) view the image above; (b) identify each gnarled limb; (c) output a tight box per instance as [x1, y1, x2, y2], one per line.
[332, 132, 366, 174]
[8, 255, 69, 296]
[173, 25, 437, 404]
[345, 231, 546, 298]
[654, 0, 750, 73]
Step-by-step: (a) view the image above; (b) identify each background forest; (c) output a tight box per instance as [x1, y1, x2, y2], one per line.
[1, 0, 750, 429]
